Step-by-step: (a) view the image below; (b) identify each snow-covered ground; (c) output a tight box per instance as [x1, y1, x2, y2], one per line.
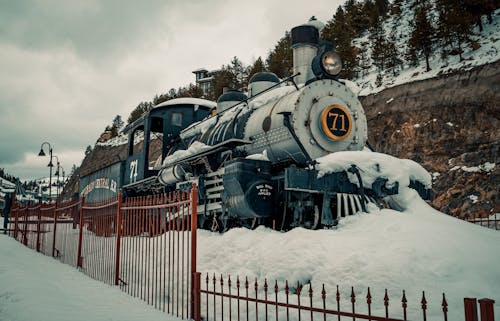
[0, 219, 181, 321]
[198, 188, 500, 320]
[1, 187, 499, 320]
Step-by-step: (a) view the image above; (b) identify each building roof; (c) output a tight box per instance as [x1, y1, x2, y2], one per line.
[192, 68, 208, 73]
[198, 76, 214, 83]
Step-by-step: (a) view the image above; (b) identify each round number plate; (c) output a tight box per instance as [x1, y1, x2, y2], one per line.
[321, 104, 352, 140]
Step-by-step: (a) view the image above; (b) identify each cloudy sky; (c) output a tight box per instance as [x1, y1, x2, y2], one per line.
[0, 0, 343, 180]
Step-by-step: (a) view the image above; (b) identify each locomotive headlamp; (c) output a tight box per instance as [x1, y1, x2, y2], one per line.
[321, 51, 342, 76]
[311, 50, 343, 80]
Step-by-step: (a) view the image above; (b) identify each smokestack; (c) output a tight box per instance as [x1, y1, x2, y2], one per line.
[291, 17, 325, 84]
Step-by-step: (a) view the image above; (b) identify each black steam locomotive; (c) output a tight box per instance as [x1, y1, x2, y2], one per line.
[79, 18, 431, 231]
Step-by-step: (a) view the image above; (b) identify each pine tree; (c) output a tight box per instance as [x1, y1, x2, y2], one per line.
[359, 42, 371, 78]
[437, 0, 474, 61]
[112, 115, 124, 131]
[370, 20, 389, 71]
[246, 57, 267, 83]
[322, 7, 359, 79]
[266, 32, 293, 78]
[109, 115, 124, 137]
[374, 0, 389, 17]
[70, 164, 78, 176]
[464, 0, 497, 32]
[362, 0, 380, 30]
[228, 56, 247, 90]
[385, 30, 402, 76]
[408, 3, 436, 71]
[211, 67, 234, 100]
[127, 101, 153, 124]
[344, 0, 367, 35]
[375, 73, 383, 87]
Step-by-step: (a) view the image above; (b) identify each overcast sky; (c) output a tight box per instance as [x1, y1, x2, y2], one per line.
[0, 0, 343, 180]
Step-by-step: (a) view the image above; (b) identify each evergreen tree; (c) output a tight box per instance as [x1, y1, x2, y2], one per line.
[70, 164, 78, 177]
[127, 101, 153, 124]
[322, 7, 359, 79]
[375, 73, 383, 87]
[374, 0, 389, 17]
[408, 4, 436, 71]
[437, 0, 474, 61]
[370, 20, 390, 71]
[228, 56, 247, 90]
[211, 67, 234, 100]
[359, 42, 371, 78]
[108, 115, 124, 137]
[386, 30, 402, 76]
[464, 0, 497, 32]
[344, 0, 367, 35]
[246, 57, 267, 83]
[362, 0, 380, 30]
[266, 32, 293, 78]
[112, 115, 124, 131]
[176, 83, 203, 98]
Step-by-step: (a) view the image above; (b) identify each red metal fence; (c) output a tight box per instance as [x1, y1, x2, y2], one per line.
[118, 191, 197, 318]
[194, 274, 495, 321]
[6, 188, 496, 321]
[464, 213, 500, 230]
[8, 187, 198, 320]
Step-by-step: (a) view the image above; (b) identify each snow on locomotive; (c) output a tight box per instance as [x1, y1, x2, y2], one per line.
[79, 18, 431, 231]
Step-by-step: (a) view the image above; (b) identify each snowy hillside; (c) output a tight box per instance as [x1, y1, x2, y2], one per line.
[198, 188, 500, 320]
[354, 3, 500, 96]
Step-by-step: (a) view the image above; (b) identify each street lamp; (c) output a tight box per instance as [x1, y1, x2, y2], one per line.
[38, 142, 54, 202]
[54, 159, 65, 201]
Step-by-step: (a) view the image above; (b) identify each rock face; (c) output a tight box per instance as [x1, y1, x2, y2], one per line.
[361, 60, 500, 218]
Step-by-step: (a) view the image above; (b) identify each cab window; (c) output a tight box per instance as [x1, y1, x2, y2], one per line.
[171, 112, 183, 126]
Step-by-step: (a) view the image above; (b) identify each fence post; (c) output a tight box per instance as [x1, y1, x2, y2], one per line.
[478, 298, 495, 321]
[13, 208, 19, 239]
[36, 201, 41, 252]
[52, 201, 58, 257]
[23, 206, 28, 246]
[193, 272, 201, 321]
[115, 191, 123, 286]
[464, 298, 479, 321]
[190, 184, 199, 320]
[77, 197, 85, 268]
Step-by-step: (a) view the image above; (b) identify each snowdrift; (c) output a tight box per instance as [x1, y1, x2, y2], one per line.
[198, 188, 500, 320]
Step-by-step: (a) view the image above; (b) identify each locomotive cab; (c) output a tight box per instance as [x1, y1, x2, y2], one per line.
[123, 98, 215, 187]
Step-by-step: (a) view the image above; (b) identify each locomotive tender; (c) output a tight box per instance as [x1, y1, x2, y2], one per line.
[79, 18, 431, 231]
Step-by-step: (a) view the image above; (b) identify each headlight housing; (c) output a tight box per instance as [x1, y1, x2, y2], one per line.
[321, 51, 342, 76]
[311, 50, 343, 80]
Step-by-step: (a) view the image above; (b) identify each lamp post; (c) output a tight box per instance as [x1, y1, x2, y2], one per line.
[54, 161, 64, 201]
[38, 142, 54, 203]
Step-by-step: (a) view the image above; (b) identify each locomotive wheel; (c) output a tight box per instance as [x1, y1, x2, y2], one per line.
[304, 205, 320, 230]
[221, 216, 235, 232]
[209, 214, 223, 233]
[240, 217, 258, 230]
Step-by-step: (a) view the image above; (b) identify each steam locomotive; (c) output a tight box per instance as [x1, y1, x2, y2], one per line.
[79, 18, 431, 231]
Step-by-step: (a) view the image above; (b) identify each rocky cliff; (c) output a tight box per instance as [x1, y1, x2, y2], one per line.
[361, 60, 500, 218]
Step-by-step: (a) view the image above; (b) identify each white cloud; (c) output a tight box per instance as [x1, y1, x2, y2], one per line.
[0, 0, 343, 179]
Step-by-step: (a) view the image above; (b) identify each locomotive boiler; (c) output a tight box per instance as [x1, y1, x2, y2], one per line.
[79, 18, 431, 231]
